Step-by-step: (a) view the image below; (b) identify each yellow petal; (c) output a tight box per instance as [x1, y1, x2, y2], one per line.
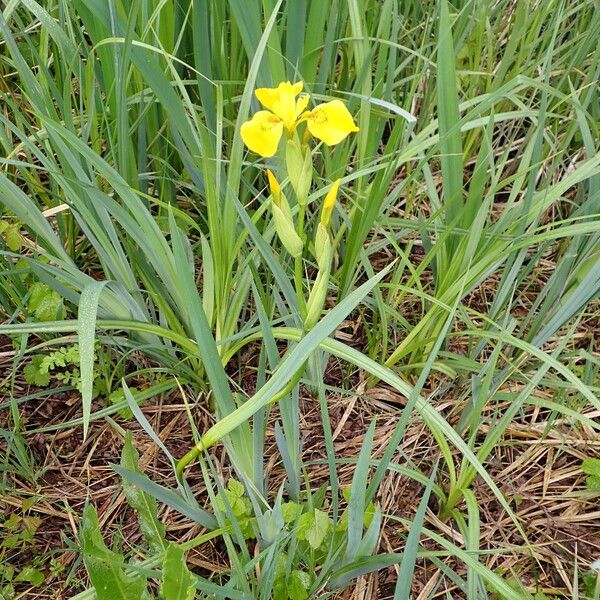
[305, 100, 359, 146]
[323, 179, 340, 211]
[240, 111, 284, 157]
[255, 81, 304, 128]
[321, 179, 341, 227]
[266, 169, 281, 205]
[295, 94, 310, 117]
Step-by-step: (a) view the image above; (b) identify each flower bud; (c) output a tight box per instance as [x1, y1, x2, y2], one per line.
[267, 169, 282, 206]
[272, 203, 303, 258]
[320, 179, 341, 228]
[304, 226, 332, 329]
[314, 223, 332, 271]
[286, 139, 312, 205]
[304, 262, 331, 330]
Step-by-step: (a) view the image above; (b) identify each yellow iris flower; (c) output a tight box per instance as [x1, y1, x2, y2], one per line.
[302, 101, 359, 146]
[241, 81, 359, 157]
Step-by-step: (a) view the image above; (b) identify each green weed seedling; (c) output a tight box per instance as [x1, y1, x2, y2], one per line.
[22, 343, 137, 419]
[0, 219, 25, 253]
[0, 498, 45, 598]
[81, 434, 203, 600]
[24, 344, 98, 395]
[211, 477, 378, 600]
[582, 562, 600, 599]
[581, 458, 600, 492]
[26, 282, 65, 323]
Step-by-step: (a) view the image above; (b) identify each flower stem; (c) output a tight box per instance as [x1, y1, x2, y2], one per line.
[294, 203, 307, 319]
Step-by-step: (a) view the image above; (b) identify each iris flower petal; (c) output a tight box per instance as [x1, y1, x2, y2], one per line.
[242, 82, 358, 156]
[295, 94, 310, 116]
[240, 111, 284, 157]
[255, 81, 303, 128]
[304, 100, 359, 146]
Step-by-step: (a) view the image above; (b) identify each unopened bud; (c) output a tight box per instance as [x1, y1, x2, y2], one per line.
[320, 179, 340, 228]
[304, 262, 331, 330]
[272, 203, 303, 258]
[286, 140, 312, 206]
[267, 169, 281, 206]
[314, 223, 332, 271]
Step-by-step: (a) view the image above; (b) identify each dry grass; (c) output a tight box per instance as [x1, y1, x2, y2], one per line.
[2, 345, 599, 599]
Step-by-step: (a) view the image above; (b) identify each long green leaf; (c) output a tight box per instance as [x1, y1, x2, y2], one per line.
[394, 463, 437, 600]
[197, 263, 392, 449]
[437, 0, 464, 251]
[78, 281, 107, 439]
[120, 432, 167, 553]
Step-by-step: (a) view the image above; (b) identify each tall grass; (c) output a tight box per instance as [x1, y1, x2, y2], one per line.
[0, 0, 598, 597]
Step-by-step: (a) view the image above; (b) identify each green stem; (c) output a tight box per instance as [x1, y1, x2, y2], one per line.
[440, 488, 463, 521]
[294, 202, 308, 318]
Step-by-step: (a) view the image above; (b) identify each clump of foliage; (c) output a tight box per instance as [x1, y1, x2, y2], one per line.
[0, 499, 45, 598]
[24, 344, 88, 390]
[0, 0, 598, 598]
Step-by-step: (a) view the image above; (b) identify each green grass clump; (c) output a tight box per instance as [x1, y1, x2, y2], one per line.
[0, 0, 598, 598]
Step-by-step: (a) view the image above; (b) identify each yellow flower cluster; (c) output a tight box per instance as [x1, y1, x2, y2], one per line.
[239, 80, 359, 329]
[241, 81, 359, 157]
